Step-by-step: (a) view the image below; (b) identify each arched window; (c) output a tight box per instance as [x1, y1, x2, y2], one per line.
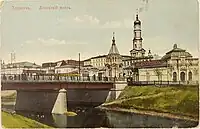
[173, 72, 177, 82]
[109, 69, 112, 76]
[180, 72, 185, 82]
[188, 71, 192, 81]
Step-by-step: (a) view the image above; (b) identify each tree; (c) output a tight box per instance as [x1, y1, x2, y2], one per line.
[193, 68, 198, 76]
[154, 68, 162, 81]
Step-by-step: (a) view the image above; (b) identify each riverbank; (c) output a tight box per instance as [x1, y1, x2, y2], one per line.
[99, 85, 199, 122]
[2, 111, 52, 128]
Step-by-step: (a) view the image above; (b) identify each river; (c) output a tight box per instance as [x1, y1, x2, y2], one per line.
[1, 102, 198, 128]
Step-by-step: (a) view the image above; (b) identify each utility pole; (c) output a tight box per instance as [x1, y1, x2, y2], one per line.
[11, 52, 16, 64]
[177, 59, 179, 82]
[78, 53, 80, 80]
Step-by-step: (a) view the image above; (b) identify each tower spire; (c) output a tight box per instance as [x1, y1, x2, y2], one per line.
[136, 8, 139, 15]
[109, 32, 119, 55]
[136, 14, 139, 20]
[112, 32, 115, 44]
[136, 8, 140, 19]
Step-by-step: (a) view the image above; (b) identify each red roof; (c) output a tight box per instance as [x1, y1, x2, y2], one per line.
[135, 60, 167, 68]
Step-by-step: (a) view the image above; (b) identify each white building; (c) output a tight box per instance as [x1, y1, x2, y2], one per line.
[83, 55, 107, 69]
[81, 65, 99, 77]
[42, 60, 83, 74]
[136, 44, 199, 83]
[55, 65, 79, 74]
[1, 61, 43, 75]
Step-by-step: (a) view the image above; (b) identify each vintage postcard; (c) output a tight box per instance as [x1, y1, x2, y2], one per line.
[0, 0, 199, 128]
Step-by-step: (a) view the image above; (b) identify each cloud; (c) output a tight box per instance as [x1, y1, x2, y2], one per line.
[74, 15, 100, 25]
[102, 21, 121, 28]
[74, 16, 84, 23]
[57, 14, 133, 29]
[25, 38, 66, 46]
[66, 40, 88, 45]
[101, 19, 133, 29]
[24, 38, 88, 47]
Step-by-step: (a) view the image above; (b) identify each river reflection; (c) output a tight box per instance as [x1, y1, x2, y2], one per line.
[1, 103, 198, 128]
[14, 107, 198, 128]
[16, 107, 111, 128]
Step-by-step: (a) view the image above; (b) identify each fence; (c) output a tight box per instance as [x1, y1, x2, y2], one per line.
[1, 74, 126, 83]
[127, 80, 199, 86]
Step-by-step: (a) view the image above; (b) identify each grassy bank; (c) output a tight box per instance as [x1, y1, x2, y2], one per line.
[2, 111, 52, 128]
[102, 86, 199, 120]
[1, 92, 17, 102]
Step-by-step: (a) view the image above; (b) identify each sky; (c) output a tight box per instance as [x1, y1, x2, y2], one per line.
[0, 0, 199, 65]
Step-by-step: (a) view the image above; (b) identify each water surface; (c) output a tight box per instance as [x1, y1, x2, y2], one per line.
[2, 103, 198, 128]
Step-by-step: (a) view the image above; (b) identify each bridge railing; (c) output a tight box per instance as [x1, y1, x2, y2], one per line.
[1, 74, 126, 83]
[127, 80, 199, 86]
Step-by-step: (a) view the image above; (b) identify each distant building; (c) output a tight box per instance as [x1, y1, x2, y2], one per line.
[83, 55, 107, 69]
[42, 60, 83, 74]
[82, 33, 130, 77]
[136, 44, 199, 83]
[81, 65, 99, 77]
[42, 62, 59, 74]
[1, 61, 44, 75]
[83, 55, 131, 69]
[55, 64, 78, 74]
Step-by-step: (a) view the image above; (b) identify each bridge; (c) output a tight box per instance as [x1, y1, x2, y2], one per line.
[1, 74, 127, 114]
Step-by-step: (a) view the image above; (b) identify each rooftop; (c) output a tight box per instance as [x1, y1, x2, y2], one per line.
[108, 32, 120, 55]
[135, 60, 167, 69]
[162, 44, 192, 60]
[3, 61, 41, 68]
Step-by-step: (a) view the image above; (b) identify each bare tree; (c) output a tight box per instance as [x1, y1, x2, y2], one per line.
[154, 68, 162, 81]
[193, 68, 198, 76]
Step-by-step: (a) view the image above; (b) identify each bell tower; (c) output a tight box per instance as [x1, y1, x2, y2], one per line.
[130, 14, 146, 58]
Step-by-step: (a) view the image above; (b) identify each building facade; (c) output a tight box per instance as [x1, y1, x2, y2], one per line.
[83, 55, 107, 69]
[42, 60, 83, 74]
[1, 61, 45, 80]
[105, 33, 123, 78]
[136, 44, 199, 83]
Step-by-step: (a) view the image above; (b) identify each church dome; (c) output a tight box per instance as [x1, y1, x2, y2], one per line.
[161, 44, 192, 60]
[134, 14, 141, 25]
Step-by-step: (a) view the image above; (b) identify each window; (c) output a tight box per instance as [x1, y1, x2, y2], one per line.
[180, 72, 185, 82]
[173, 72, 177, 82]
[188, 71, 192, 81]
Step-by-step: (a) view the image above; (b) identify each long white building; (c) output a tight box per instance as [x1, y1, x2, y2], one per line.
[1, 61, 43, 75]
[136, 44, 199, 83]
